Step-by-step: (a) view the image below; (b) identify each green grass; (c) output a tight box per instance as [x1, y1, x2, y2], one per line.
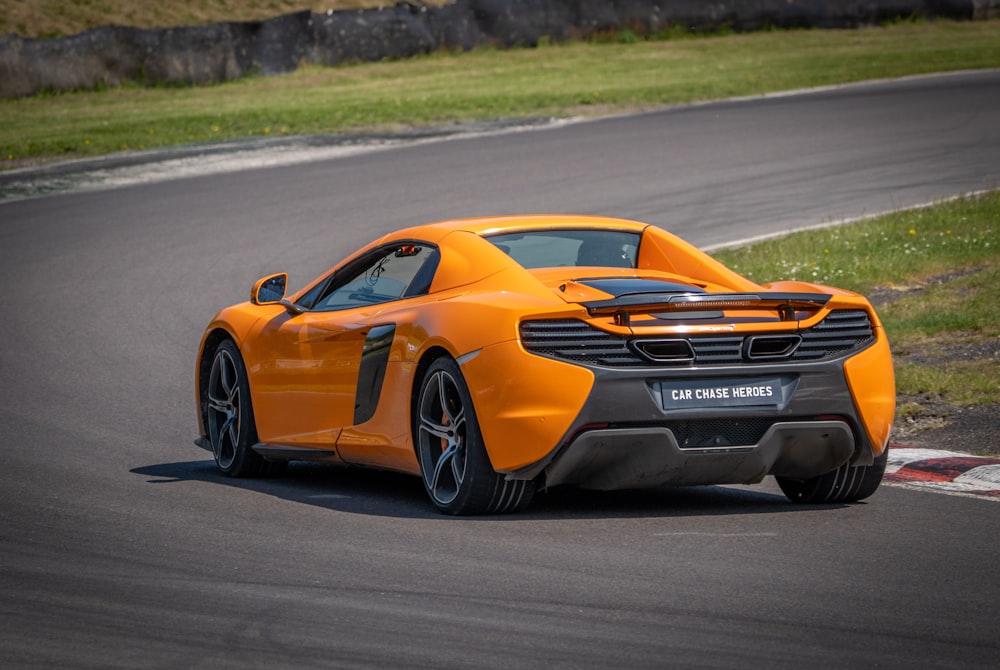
[883, 263, 1000, 341]
[894, 360, 1000, 406]
[712, 192, 1000, 405]
[711, 195, 999, 295]
[3, 19, 1000, 165]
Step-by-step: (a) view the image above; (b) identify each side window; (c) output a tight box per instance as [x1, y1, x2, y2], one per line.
[309, 243, 439, 312]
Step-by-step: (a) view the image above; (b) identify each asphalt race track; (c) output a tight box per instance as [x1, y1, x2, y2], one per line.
[2, 70, 999, 669]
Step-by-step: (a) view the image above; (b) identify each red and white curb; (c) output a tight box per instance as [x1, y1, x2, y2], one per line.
[884, 446, 1000, 500]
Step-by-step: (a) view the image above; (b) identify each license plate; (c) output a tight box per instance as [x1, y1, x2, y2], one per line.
[657, 377, 785, 410]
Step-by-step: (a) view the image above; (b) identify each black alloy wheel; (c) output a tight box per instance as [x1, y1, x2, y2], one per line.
[415, 357, 534, 515]
[205, 339, 284, 478]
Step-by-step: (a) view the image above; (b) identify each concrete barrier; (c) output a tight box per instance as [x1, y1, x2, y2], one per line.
[1, 0, 997, 98]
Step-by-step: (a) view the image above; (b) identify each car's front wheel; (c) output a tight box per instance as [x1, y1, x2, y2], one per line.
[776, 446, 888, 504]
[415, 357, 534, 515]
[205, 339, 285, 478]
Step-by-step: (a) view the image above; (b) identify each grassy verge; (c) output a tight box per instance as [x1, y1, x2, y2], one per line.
[711, 192, 1000, 406]
[3, 19, 1000, 166]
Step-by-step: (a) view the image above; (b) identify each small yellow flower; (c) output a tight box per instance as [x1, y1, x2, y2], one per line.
[263, 127, 270, 134]
[946, 229, 952, 235]
[149, 129, 155, 135]
[908, 229, 916, 235]
[823, 249, 829, 254]
[212, 125, 220, 132]
[84, 139, 90, 145]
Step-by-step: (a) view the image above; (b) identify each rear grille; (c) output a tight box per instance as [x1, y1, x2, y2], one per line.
[688, 335, 745, 365]
[517, 319, 644, 367]
[520, 310, 874, 368]
[795, 310, 877, 360]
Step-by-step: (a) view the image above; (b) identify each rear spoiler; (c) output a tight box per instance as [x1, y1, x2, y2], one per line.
[581, 292, 832, 326]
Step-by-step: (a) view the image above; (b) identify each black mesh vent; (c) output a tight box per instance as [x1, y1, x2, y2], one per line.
[520, 310, 875, 368]
[666, 417, 782, 448]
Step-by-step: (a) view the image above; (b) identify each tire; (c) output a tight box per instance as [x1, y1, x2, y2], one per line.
[414, 357, 535, 515]
[776, 446, 888, 504]
[205, 339, 285, 478]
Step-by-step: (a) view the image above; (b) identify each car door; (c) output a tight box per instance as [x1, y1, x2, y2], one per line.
[247, 242, 440, 449]
[248, 309, 371, 448]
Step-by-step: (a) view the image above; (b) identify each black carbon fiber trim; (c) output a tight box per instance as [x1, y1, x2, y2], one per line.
[519, 310, 874, 368]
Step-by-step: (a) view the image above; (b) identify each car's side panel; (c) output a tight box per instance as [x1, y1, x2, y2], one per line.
[336, 357, 422, 475]
[194, 302, 276, 438]
[390, 276, 593, 472]
[333, 284, 521, 473]
[241, 308, 374, 448]
[843, 328, 896, 457]
[335, 299, 444, 474]
[335, 280, 594, 473]
[460, 339, 595, 473]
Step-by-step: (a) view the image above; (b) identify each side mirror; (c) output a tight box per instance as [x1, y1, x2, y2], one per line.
[251, 273, 287, 305]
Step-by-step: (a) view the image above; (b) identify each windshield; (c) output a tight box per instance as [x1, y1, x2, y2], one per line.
[485, 229, 640, 269]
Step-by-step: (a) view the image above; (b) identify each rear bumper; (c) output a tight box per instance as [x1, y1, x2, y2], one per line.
[540, 420, 855, 489]
[510, 352, 885, 489]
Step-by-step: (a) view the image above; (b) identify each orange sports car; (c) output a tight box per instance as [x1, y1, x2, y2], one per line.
[195, 215, 894, 514]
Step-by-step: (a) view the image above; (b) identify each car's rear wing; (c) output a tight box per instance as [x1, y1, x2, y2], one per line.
[582, 292, 832, 326]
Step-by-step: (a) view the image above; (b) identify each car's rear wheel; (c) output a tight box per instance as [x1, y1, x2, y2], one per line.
[206, 339, 285, 478]
[776, 446, 888, 504]
[415, 357, 534, 515]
